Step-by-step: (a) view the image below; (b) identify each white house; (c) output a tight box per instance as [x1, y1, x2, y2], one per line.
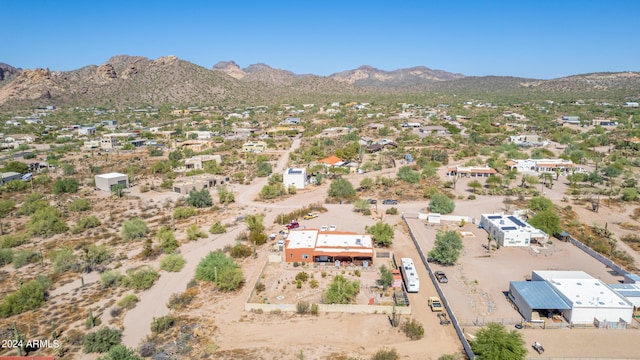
[283, 168, 307, 189]
[480, 214, 548, 247]
[95, 172, 128, 192]
[505, 158, 581, 175]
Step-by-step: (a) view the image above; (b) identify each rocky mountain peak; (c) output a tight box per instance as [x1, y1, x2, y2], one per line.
[97, 63, 117, 80]
[212, 61, 245, 79]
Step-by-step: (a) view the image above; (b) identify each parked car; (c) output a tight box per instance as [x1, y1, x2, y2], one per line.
[382, 199, 398, 205]
[434, 271, 448, 283]
[320, 225, 328, 231]
[303, 212, 319, 220]
[428, 296, 444, 312]
[286, 221, 300, 229]
[367, 199, 377, 204]
[269, 233, 277, 240]
[329, 225, 337, 231]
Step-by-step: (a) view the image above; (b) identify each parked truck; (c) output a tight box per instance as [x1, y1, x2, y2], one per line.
[428, 296, 443, 312]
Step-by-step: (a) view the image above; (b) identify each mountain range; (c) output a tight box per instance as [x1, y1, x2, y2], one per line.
[1, 55, 639, 109]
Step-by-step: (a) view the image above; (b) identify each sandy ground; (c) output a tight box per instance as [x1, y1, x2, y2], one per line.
[103, 137, 640, 359]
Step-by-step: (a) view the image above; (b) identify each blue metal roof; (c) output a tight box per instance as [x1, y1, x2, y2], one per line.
[511, 281, 571, 310]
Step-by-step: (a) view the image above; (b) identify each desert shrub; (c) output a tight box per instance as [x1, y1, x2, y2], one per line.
[309, 279, 319, 288]
[53, 178, 79, 194]
[18, 193, 47, 215]
[110, 307, 122, 317]
[0, 248, 12, 266]
[186, 188, 213, 208]
[186, 224, 206, 241]
[429, 193, 455, 214]
[371, 347, 400, 360]
[310, 303, 319, 315]
[173, 206, 197, 220]
[0, 279, 45, 317]
[167, 289, 197, 310]
[101, 270, 124, 288]
[150, 315, 175, 334]
[296, 301, 310, 314]
[295, 271, 310, 282]
[195, 250, 244, 291]
[123, 267, 159, 290]
[138, 342, 156, 357]
[27, 206, 68, 237]
[255, 282, 266, 293]
[96, 344, 142, 360]
[120, 218, 148, 242]
[83, 327, 122, 353]
[50, 247, 77, 274]
[72, 215, 101, 234]
[82, 243, 113, 270]
[209, 221, 226, 234]
[0, 234, 29, 248]
[117, 294, 139, 309]
[230, 243, 252, 258]
[467, 194, 476, 200]
[69, 198, 91, 212]
[12, 249, 41, 268]
[160, 254, 186, 272]
[3, 180, 28, 192]
[401, 318, 424, 340]
[157, 226, 179, 253]
[385, 207, 399, 215]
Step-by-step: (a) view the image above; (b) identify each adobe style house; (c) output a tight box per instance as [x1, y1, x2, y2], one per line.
[446, 165, 497, 178]
[506, 158, 582, 175]
[172, 174, 221, 194]
[184, 154, 222, 170]
[284, 229, 374, 265]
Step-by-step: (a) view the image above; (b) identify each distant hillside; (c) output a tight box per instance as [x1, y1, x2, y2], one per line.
[1, 55, 640, 109]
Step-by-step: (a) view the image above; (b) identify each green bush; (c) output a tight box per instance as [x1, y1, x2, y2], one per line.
[72, 215, 101, 234]
[69, 198, 91, 212]
[209, 221, 226, 234]
[385, 207, 399, 215]
[401, 318, 424, 340]
[229, 243, 252, 258]
[0, 248, 13, 266]
[27, 206, 68, 237]
[0, 234, 29, 248]
[195, 250, 244, 291]
[186, 224, 206, 241]
[160, 254, 186, 272]
[53, 178, 79, 194]
[157, 226, 179, 253]
[50, 247, 77, 274]
[429, 193, 455, 214]
[173, 206, 197, 220]
[0, 279, 46, 318]
[97, 344, 142, 360]
[12, 249, 41, 268]
[83, 327, 122, 353]
[17, 193, 47, 215]
[117, 294, 139, 309]
[150, 315, 175, 334]
[186, 188, 212, 208]
[3, 180, 28, 192]
[120, 218, 148, 242]
[123, 267, 160, 290]
[295, 271, 309, 282]
[371, 347, 400, 360]
[101, 270, 124, 288]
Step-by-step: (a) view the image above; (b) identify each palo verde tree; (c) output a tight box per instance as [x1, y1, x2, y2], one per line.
[429, 193, 455, 214]
[365, 222, 394, 247]
[327, 177, 356, 202]
[186, 188, 213, 208]
[471, 322, 526, 360]
[428, 230, 463, 265]
[323, 275, 360, 304]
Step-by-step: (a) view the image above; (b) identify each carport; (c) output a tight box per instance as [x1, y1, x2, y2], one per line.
[509, 281, 571, 322]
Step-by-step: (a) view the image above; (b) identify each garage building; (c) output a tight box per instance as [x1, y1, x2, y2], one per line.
[509, 271, 633, 328]
[95, 172, 128, 192]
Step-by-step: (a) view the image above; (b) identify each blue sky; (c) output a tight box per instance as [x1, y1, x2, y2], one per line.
[2, 0, 638, 79]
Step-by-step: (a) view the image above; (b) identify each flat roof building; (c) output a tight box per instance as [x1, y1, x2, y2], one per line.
[95, 172, 128, 192]
[283, 167, 307, 189]
[284, 229, 374, 265]
[480, 213, 548, 247]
